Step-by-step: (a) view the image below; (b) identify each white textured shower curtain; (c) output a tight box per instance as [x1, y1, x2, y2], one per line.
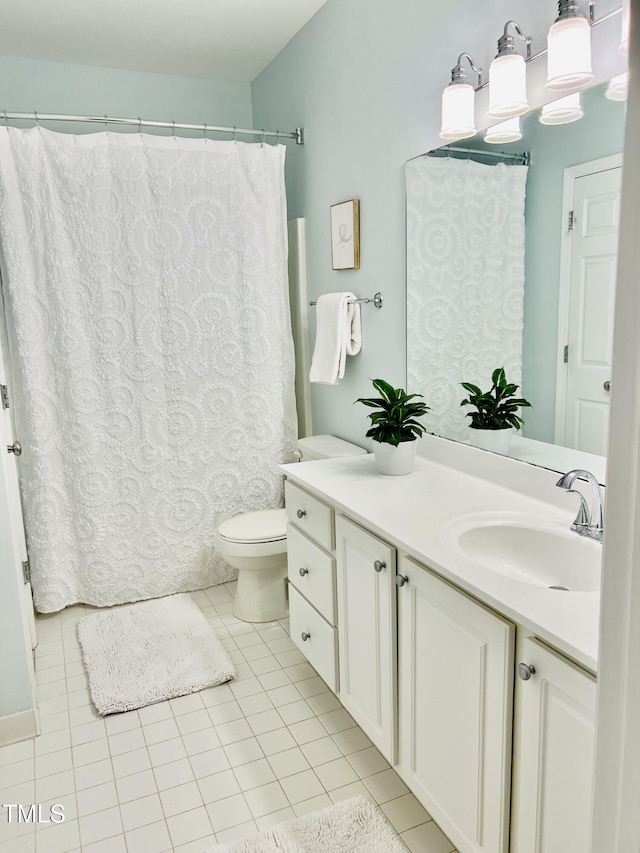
[406, 156, 528, 441]
[0, 127, 297, 612]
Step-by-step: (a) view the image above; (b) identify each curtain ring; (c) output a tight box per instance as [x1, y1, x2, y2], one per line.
[233, 125, 237, 142]
[104, 114, 108, 133]
[172, 120, 176, 139]
[203, 123, 207, 142]
[276, 130, 280, 144]
[3, 110, 8, 127]
[261, 129, 266, 147]
[34, 111, 40, 128]
[138, 117, 142, 135]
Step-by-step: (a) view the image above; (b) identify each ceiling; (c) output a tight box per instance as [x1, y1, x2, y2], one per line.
[0, 0, 329, 82]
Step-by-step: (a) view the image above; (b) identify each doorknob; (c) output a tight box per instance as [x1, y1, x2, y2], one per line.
[395, 574, 409, 588]
[518, 662, 536, 681]
[7, 441, 22, 456]
[374, 560, 386, 573]
[603, 380, 611, 392]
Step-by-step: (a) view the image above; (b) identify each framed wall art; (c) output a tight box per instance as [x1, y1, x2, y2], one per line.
[330, 199, 360, 270]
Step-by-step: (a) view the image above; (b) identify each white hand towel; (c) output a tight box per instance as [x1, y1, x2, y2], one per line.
[309, 292, 362, 385]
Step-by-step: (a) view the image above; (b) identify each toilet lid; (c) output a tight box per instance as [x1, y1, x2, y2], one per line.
[217, 508, 288, 544]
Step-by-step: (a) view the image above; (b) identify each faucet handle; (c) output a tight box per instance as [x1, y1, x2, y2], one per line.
[566, 489, 591, 535]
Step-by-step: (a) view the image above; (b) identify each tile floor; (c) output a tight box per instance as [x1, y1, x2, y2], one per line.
[0, 582, 457, 853]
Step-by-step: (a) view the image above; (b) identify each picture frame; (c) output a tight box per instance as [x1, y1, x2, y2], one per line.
[330, 199, 360, 270]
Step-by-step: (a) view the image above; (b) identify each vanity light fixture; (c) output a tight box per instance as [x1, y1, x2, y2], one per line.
[605, 72, 628, 101]
[546, 0, 595, 92]
[619, 0, 630, 56]
[539, 92, 583, 124]
[488, 21, 532, 119]
[439, 53, 483, 141]
[484, 117, 522, 144]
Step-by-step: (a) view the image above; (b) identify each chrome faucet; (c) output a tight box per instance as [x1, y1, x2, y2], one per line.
[555, 469, 604, 542]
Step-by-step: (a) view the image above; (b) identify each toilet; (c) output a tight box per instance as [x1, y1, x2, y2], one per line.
[216, 435, 367, 623]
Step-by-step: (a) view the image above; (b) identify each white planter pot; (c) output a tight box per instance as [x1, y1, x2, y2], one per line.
[469, 427, 514, 455]
[373, 440, 417, 475]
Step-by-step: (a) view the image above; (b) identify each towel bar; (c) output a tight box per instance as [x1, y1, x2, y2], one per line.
[309, 291, 383, 309]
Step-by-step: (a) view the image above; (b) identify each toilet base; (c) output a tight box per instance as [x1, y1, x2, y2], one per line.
[232, 558, 288, 623]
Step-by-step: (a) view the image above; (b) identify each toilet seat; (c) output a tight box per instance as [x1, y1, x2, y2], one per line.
[217, 508, 287, 544]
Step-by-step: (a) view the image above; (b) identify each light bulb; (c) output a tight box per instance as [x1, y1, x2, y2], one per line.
[489, 54, 529, 118]
[539, 92, 583, 125]
[605, 73, 628, 102]
[440, 83, 476, 141]
[546, 15, 594, 91]
[485, 117, 522, 144]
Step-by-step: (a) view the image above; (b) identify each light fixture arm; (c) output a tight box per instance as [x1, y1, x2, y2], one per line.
[450, 53, 483, 87]
[497, 21, 533, 60]
[555, 0, 596, 23]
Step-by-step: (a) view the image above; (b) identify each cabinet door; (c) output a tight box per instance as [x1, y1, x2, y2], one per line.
[397, 556, 514, 853]
[511, 636, 596, 853]
[335, 515, 397, 762]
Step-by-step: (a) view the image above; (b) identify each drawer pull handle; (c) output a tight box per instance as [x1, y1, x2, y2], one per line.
[296, 509, 306, 519]
[299, 567, 309, 577]
[518, 662, 536, 681]
[301, 631, 311, 642]
[374, 560, 386, 573]
[395, 574, 409, 588]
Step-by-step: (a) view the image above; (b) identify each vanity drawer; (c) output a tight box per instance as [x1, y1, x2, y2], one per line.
[285, 480, 334, 551]
[287, 524, 336, 625]
[289, 585, 338, 693]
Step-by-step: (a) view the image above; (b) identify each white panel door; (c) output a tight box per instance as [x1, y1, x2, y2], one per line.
[397, 556, 514, 853]
[511, 636, 596, 853]
[0, 342, 36, 647]
[559, 164, 621, 454]
[335, 515, 396, 762]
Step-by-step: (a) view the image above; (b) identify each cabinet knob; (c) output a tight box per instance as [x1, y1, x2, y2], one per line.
[301, 631, 311, 642]
[299, 567, 309, 577]
[296, 509, 306, 519]
[395, 574, 409, 588]
[518, 662, 536, 681]
[374, 560, 386, 573]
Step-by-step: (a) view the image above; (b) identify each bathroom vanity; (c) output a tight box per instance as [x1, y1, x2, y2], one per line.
[281, 437, 599, 853]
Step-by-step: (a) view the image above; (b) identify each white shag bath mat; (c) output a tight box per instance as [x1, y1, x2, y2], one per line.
[77, 593, 236, 715]
[204, 796, 408, 853]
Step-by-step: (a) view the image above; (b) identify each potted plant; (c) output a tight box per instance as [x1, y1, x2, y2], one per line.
[460, 367, 531, 455]
[356, 378, 429, 475]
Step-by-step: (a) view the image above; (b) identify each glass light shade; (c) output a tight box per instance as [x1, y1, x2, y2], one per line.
[440, 83, 476, 141]
[605, 73, 628, 102]
[485, 117, 522, 144]
[620, 0, 630, 56]
[488, 54, 529, 118]
[539, 92, 583, 125]
[546, 16, 594, 91]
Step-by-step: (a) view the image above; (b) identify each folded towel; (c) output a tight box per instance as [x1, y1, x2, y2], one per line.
[309, 292, 362, 385]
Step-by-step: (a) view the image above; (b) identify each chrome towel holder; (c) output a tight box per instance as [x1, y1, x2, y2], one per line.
[309, 291, 384, 309]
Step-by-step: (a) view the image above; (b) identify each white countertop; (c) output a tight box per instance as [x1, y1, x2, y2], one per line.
[281, 439, 601, 674]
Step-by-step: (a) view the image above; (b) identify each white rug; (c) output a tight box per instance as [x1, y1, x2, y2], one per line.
[77, 593, 236, 715]
[204, 796, 408, 852]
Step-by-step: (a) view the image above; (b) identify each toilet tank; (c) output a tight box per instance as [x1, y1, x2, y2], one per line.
[297, 434, 368, 462]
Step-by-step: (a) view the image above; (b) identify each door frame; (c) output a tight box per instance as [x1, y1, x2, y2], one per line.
[554, 153, 623, 447]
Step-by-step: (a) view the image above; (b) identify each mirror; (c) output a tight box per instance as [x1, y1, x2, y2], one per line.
[406, 80, 626, 483]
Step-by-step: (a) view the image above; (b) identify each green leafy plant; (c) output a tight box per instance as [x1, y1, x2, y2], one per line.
[356, 379, 429, 446]
[460, 367, 531, 431]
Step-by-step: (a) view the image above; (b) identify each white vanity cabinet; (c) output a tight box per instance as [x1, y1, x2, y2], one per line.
[396, 555, 515, 853]
[285, 481, 338, 691]
[335, 515, 397, 762]
[510, 636, 596, 853]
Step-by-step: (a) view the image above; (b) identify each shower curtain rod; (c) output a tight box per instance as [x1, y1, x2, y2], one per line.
[0, 111, 305, 145]
[427, 147, 530, 166]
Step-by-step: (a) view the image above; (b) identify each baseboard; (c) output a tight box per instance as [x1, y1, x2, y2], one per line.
[0, 707, 39, 747]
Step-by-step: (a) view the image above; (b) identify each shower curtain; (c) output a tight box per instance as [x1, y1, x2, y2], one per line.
[406, 155, 528, 441]
[0, 127, 297, 612]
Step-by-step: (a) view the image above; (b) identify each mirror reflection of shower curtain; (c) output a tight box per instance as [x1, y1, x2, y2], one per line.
[406, 156, 528, 441]
[0, 127, 297, 613]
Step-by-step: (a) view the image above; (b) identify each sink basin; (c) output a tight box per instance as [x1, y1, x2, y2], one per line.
[444, 512, 602, 592]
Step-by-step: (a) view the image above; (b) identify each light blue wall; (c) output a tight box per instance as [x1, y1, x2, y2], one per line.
[0, 56, 252, 134]
[252, 0, 623, 447]
[250, 0, 552, 445]
[522, 84, 626, 442]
